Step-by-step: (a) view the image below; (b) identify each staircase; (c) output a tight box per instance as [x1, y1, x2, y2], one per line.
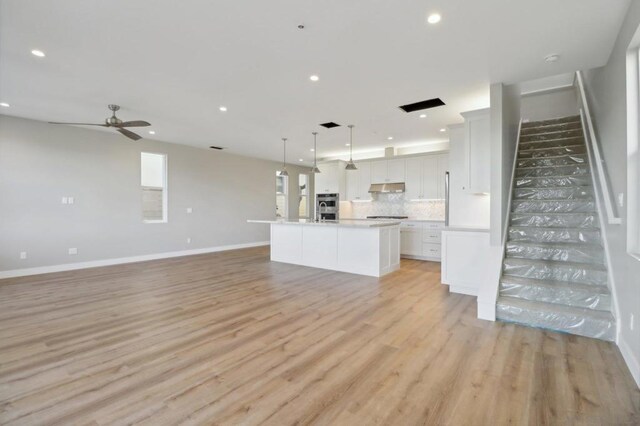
[496, 115, 616, 341]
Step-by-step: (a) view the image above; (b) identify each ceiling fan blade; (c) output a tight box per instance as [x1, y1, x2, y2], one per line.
[48, 122, 108, 126]
[117, 128, 142, 141]
[117, 120, 151, 127]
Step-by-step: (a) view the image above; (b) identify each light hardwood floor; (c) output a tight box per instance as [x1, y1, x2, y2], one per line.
[0, 246, 638, 425]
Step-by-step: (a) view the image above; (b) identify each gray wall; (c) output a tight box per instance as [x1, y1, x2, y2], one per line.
[520, 86, 578, 122]
[581, 0, 640, 384]
[0, 115, 310, 272]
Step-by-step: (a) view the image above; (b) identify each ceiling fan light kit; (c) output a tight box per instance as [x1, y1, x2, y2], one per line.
[48, 104, 151, 141]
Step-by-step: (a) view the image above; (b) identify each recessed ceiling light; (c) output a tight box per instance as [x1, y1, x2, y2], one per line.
[0, 102, 9, 107]
[387, 136, 393, 140]
[427, 14, 441, 24]
[309, 75, 319, 82]
[298, 158, 304, 162]
[545, 54, 560, 63]
[345, 143, 350, 146]
[310, 148, 315, 152]
[419, 114, 426, 118]
[148, 130, 156, 135]
[219, 106, 227, 112]
[440, 128, 446, 132]
[31, 49, 45, 57]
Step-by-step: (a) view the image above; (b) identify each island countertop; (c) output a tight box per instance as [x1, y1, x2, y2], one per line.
[247, 219, 401, 228]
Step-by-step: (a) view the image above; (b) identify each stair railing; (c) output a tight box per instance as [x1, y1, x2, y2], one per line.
[575, 70, 622, 225]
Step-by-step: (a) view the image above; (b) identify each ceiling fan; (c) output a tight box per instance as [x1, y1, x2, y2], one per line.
[49, 104, 151, 141]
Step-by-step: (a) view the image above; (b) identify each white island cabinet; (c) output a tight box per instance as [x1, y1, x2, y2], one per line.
[248, 219, 400, 277]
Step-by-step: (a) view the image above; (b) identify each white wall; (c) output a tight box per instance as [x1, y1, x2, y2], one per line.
[520, 86, 578, 122]
[0, 115, 309, 274]
[581, 0, 640, 387]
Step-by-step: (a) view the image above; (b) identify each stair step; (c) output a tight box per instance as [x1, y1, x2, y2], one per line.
[511, 199, 595, 214]
[499, 276, 611, 311]
[520, 121, 582, 135]
[508, 226, 602, 244]
[505, 241, 604, 264]
[496, 296, 615, 341]
[515, 175, 592, 188]
[503, 257, 607, 286]
[510, 212, 599, 228]
[519, 137, 585, 151]
[514, 186, 593, 200]
[518, 144, 587, 158]
[517, 154, 588, 168]
[520, 129, 583, 142]
[521, 116, 581, 129]
[516, 164, 589, 178]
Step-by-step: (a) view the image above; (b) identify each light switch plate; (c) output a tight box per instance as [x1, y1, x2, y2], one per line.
[61, 197, 68, 204]
[20, 251, 27, 260]
[68, 197, 74, 204]
[186, 207, 193, 213]
[186, 237, 192, 244]
[68, 248, 78, 255]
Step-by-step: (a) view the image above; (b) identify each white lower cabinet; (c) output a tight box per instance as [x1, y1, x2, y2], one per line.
[399, 221, 444, 261]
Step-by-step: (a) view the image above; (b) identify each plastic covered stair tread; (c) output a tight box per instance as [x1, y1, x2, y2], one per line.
[519, 143, 585, 153]
[506, 241, 603, 250]
[499, 278, 612, 311]
[503, 257, 607, 270]
[521, 116, 580, 128]
[508, 226, 602, 244]
[517, 163, 589, 170]
[513, 188, 594, 200]
[496, 296, 615, 341]
[519, 136, 584, 145]
[521, 122, 582, 133]
[511, 200, 596, 214]
[500, 275, 610, 294]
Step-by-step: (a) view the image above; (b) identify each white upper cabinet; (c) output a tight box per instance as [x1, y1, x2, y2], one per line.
[403, 154, 449, 200]
[345, 161, 372, 201]
[437, 154, 449, 199]
[370, 159, 406, 184]
[422, 155, 439, 199]
[404, 157, 422, 199]
[461, 108, 491, 194]
[315, 161, 346, 199]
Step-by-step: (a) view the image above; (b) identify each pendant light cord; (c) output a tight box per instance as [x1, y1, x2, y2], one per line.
[282, 138, 287, 170]
[348, 125, 354, 161]
[312, 132, 318, 167]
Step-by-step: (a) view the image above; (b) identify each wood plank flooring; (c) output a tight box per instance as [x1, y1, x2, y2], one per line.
[0, 246, 638, 425]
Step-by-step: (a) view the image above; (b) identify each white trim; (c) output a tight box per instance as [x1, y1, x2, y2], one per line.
[521, 84, 575, 97]
[626, 45, 640, 257]
[575, 71, 622, 225]
[0, 241, 270, 279]
[618, 335, 640, 389]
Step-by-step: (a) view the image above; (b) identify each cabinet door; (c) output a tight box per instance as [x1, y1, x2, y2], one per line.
[400, 229, 422, 256]
[466, 114, 490, 193]
[370, 161, 387, 184]
[422, 156, 439, 199]
[405, 157, 422, 199]
[387, 159, 406, 183]
[345, 167, 358, 201]
[437, 154, 449, 199]
[315, 163, 338, 194]
[356, 162, 372, 200]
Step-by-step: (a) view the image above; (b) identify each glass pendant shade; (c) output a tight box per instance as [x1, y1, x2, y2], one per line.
[345, 125, 357, 171]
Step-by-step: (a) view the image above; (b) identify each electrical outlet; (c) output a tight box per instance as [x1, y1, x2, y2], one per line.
[618, 193, 624, 208]
[61, 197, 68, 204]
[631, 314, 635, 331]
[68, 197, 74, 204]
[186, 207, 193, 213]
[186, 237, 192, 244]
[68, 248, 78, 255]
[20, 251, 27, 260]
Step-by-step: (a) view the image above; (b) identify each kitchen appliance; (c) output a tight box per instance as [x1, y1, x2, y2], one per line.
[366, 216, 408, 219]
[316, 193, 339, 221]
[368, 182, 405, 193]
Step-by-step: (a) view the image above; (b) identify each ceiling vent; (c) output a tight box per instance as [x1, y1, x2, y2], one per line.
[209, 145, 224, 150]
[398, 98, 445, 113]
[320, 122, 341, 129]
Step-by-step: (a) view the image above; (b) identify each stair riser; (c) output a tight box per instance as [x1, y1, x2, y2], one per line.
[517, 155, 587, 168]
[503, 260, 607, 286]
[499, 283, 611, 311]
[496, 303, 615, 341]
[520, 121, 582, 135]
[516, 165, 589, 178]
[518, 145, 587, 159]
[512, 200, 595, 214]
[515, 176, 593, 188]
[514, 187, 592, 200]
[521, 117, 580, 129]
[511, 213, 599, 228]
[508, 228, 602, 244]
[505, 244, 604, 264]
[520, 138, 585, 151]
[520, 129, 583, 142]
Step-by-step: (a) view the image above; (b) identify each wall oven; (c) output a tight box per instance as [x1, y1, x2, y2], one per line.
[316, 193, 339, 221]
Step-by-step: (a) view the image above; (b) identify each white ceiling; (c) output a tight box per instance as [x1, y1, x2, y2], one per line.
[0, 0, 629, 165]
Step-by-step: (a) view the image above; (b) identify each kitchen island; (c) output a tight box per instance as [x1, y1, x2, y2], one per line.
[247, 219, 400, 277]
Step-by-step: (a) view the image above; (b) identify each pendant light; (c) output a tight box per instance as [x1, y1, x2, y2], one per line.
[311, 132, 321, 173]
[279, 138, 289, 176]
[345, 124, 357, 170]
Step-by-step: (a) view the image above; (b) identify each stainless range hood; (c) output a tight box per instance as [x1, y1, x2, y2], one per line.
[368, 182, 406, 193]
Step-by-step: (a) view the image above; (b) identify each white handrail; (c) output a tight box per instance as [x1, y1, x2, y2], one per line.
[575, 71, 622, 225]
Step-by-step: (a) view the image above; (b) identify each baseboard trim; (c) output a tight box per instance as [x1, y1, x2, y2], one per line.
[477, 300, 496, 321]
[618, 335, 640, 389]
[0, 241, 270, 279]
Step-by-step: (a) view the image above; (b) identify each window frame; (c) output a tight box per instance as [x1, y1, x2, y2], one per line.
[276, 172, 288, 219]
[298, 173, 310, 219]
[141, 151, 168, 224]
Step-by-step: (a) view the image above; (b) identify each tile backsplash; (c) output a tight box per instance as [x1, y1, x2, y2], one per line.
[341, 193, 445, 220]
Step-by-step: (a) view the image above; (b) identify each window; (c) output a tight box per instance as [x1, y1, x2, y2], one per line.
[141, 152, 167, 222]
[298, 174, 309, 218]
[276, 173, 288, 218]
